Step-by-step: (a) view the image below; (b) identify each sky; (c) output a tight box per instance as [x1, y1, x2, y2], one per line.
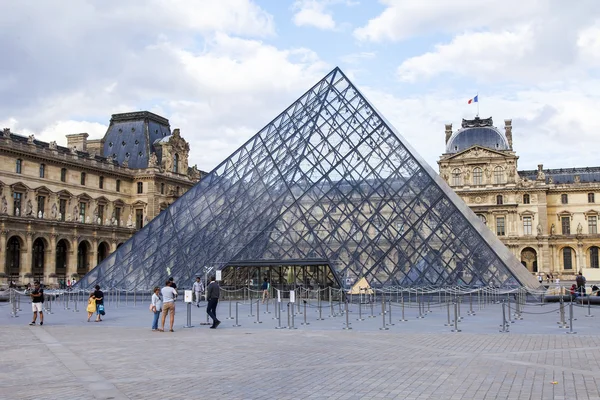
[1, 0, 600, 173]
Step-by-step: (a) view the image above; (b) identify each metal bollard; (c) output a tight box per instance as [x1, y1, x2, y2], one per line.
[184, 302, 194, 328]
[357, 298, 364, 321]
[134, 290, 137, 307]
[566, 302, 577, 334]
[73, 294, 79, 312]
[65, 292, 70, 310]
[301, 301, 310, 325]
[275, 300, 285, 329]
[558, 298, 568, 328]
[457, 296, 462, 321]
[316, 296, 324, 321]
[506, 295, 513, 323]
[264, 297, 271, 314]
[499, 301, 509, 332]
[255, 300, 262, 324]
[227, 298, 234, 319]
[369, 299, 375, 318]
[585, 295, 594, 318]
[468, 293, 475, 316]
[288, 303, 297, 330]
[379, 298, 389, 330]
[233, 302, 241, 327]
[388, 299, 394, 326]
[416, 299, 424, 319]
[10, 290, 19, 318]
[399, 294, 407, 322]
[444, 301, 452, 326]
[343, 300, 352, 330]
[248, 297, 255, 317]
[451, 302, 461, 332]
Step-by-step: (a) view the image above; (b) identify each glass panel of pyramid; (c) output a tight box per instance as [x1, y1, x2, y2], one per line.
[77, 67, 540, 291]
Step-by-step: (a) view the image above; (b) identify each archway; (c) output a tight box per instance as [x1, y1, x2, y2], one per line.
[97, 241, 110, 264]
[32, 237, 46, 282]
[56, 239, 69, 287]
[589, 246, 600, 269]
[77, 240, 91, 277]
[520, 247, 538, 273]
[6, 236, 23, 282]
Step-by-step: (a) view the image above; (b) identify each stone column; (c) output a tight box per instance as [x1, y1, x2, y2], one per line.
[90, 239, 98, 270]
[48, 233, 57, 279]
[110, 240, 118, 253]
[0, 229, 6, 275]
[22, 231, 33, 279]
[68, 235, 78, 279]
[577, 242, 584, 272]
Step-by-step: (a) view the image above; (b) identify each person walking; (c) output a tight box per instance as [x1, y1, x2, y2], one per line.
[86, 292, 96, 322]
[160, 280, 177, 332]
[193, 277, 204, 307]
[29, 281, 44, 326]
[150, 287, 163, 331]
[93, 285, 104, 322]
[576, 272, 587, 297]
[206, 276, 221, 329]
[261, 277, 270, 304]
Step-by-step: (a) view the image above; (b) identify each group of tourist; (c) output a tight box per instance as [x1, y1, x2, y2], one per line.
[150, 276, 221, 332]
[85, 285, 104, 322]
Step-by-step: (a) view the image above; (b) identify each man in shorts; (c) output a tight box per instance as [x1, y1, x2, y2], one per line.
[29, 281, 44, 326]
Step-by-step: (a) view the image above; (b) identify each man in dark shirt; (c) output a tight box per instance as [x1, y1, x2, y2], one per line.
[206, 276, 221, 329]
[93, 285, 104, 322]
[29, 281, 44, 326]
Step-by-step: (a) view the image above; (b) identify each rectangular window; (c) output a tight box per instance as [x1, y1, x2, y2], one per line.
[37, 196, 45, 218]
[591, 247, 599, 269]
[13, 192, 22, 216]
[589, 193, 595, 203]
[79, 202, 86, 222]
[137, 182, 143, 194]
[563, 248, 573, 270]
[59, 199, 67, 221]
[589, 216, 597, 234]
[523, 194, 530, 204]
[496, 217, 505, 236]
[60, 168, 67, 182]
[99, 176, 104, 189]
[39, 164, 45, 178]
[98, 204, 105, 223]
[116, 180, 121, 192]
[135, 209, 143, 229]
[561, 216, 570, 235]
[115, 207, 121, 226]
[160, 183, 165, 195]
[561, 194, 568, 204]
[523, 216, 532, 235]
[16, 159, 22, 174]
[473, 168, 482, 185]
[80, 172, 86, 185]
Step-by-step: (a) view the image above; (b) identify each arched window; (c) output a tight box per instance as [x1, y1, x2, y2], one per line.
[77, 241, 90, 276]
[496, 195, 503, 205]
[472, 167, 483, 185]
[494, 166, 504, 184]
[6, 237, 21, 279]
[562, 247, 573, 270]
[55, 239, 68, 277]
[523, 194, 530, 204]
[451, 168, 461, 186]
[590, 246, 599, 269]
[173, 154, 179, 173]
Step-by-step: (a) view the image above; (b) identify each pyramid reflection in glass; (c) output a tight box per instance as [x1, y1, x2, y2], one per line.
[78, 68, 539, 291]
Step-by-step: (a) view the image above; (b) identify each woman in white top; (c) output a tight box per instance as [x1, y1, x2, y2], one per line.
[151, 287, 163, 331]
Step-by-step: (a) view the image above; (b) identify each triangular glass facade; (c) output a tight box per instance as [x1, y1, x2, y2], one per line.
[78, 68, 539, 291]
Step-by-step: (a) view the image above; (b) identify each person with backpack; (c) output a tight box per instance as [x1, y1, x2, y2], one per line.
[576, 272, 587, 297]
[93, 285, 104, 322]
[29, 281, 44, 326]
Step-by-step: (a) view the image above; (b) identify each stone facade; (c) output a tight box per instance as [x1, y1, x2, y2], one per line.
[0, 112, 206, 287]
[439, 117, 600, 281]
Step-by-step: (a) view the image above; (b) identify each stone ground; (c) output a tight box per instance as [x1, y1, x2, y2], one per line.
[1, 293, 600, 400]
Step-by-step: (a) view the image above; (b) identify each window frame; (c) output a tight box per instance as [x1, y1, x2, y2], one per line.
[80, 172, 86, 186]
[13, 192, 23, 216]
[39, 163, 45, 178]
[588, 193, 595, 203]
[116, 179, 121, 192]
[493, 166, 504, 184]
[561, 194, 568, 204]
[523, 216, 532, 235]
[590, 246, 599, 269]
[60, 168, 67, 182]
[16, 159, 22, 174]
[472, 167, 483, 185]
[496, 195, 503, 205]
[523, 194, 530, 204]
[173, 154, 179, 173]
[563, 247, 573, 270]
[589, 216, 597, 234]
[137, 182, 143, 194]
[99, 176, 104, 189]
[451, 168, 461, 186]
[561, 216, 570, 235]
[496, 216, 506, 236]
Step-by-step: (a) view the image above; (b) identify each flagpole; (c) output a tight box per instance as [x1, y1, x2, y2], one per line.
[477, 92, 479, 117]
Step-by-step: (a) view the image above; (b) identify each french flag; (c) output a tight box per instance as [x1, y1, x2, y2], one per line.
[468, 95, 478, 104]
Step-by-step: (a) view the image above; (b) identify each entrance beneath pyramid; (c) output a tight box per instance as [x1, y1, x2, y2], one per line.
[219, 261, 339, 298]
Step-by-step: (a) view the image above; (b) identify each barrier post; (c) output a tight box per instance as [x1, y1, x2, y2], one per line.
[184, 302, 194, 328]
[232, 302, 241, 327]
[558, 298, 567, 328]
[506, 294, 513, 323]
[357, 297, 364, 321]
[317, 292, 324, 321]
[451, 302, 461, 332]
[379, 297, 389, 330]
[301, 300, 310, 325]
[133, 290, 137, 307]
[329, 287, 336, 317]
[387, 299, 394, 326]
[399, 294, 407, 322]
[10, 290, 18, 318]
[342, 300, 352, 330]
[289, 303, 297, 330]
[416, 298, 424, 319]
[227, 298, 234, 320]
[73, 293, 79, 312]
[468, 293, 475, 316]
[65, 292, 70, 310]
[248, 297, 254, 317]
[499, 301, 509, 332]
[457, 296, 462, 321]
[264, 297, 271, 314]
[444, 300, 452, 326]
[369, 298, 375, 318]
[566, 302, 577, 334]
[585, 295, 594, 318]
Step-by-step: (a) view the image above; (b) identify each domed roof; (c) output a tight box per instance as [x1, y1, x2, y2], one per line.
[445, 117, 509, 154]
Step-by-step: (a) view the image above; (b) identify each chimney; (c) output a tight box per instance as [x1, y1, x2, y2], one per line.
[445, 123, 452, 144]
[504, 119, 513, 150]
[66, 133, 89, 152]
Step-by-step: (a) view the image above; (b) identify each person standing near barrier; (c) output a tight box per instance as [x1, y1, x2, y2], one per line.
[261, 277, 270, 304]
[150, 287, 163, 331]
[576, 272, 587, 297]
[160, 280, 177, 332]
[86, 292, 96, 322]
[206, 276, 221, 329]
[193, 277, 204, 307]
[94, 285, 104, 322]
[29, 281, 44, 326]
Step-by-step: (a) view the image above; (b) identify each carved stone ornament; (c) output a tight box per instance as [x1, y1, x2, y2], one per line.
[550, 223, 556, 235]
[537, 223, 543, 236]
[1, 195, 7, 214]
[49, 141, 57, 150]
[548, 176, 554, 184]
[2, 128, 10, 137]
[71, 146, 78, 154]
[574, 175, 581, 183]
[27, 134, 35, 144]
[122, 159, 129, 168]
[577, 223, 583, 235]
[148, 152, 158, 167]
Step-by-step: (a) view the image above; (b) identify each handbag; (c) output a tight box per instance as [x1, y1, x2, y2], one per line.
[98, 304, 105, 315]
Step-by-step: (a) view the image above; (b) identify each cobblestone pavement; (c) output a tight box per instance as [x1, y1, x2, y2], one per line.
[1, 297, 600, 399]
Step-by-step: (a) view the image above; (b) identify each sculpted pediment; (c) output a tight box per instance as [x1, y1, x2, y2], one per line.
[447, 146, 509, 161]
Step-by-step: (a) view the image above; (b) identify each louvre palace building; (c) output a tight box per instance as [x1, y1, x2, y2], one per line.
[0, 111, 205, 286]
[439, 116, 600, 281]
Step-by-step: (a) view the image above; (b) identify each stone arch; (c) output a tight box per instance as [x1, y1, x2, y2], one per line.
[5, 235, 25, 281]
[55, 238, 70, 282]
[77, 240, 92, 277]
[520, 247, 538, 273]
[31, 236, 49, 281]
[559, 245, 576, 271]
[588, 245, 600, 269]
[97, 241, 110, 264]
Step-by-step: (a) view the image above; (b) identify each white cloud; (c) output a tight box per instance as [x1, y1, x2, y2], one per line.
[340, 52, 376, 64]
[292, 0, 337, 30]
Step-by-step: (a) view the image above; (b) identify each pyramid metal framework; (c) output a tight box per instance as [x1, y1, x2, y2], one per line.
[78, 68, 540, 291]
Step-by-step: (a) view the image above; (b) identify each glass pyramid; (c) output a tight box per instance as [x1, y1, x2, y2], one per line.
[78, 68, 539, 291]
